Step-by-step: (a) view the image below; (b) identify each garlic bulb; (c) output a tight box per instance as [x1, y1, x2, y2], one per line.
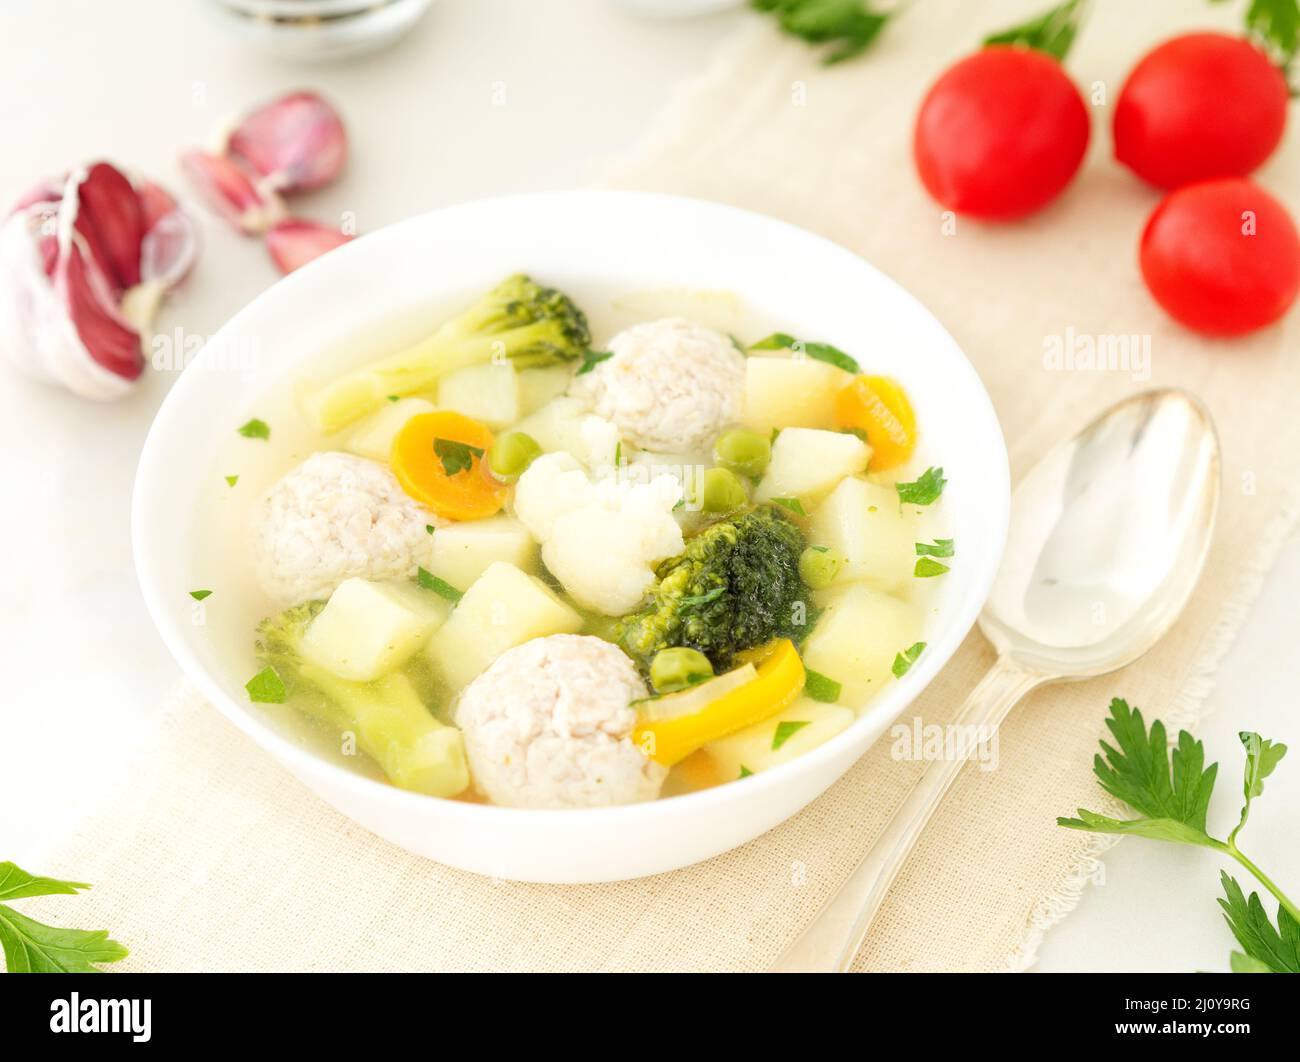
[0, 162, 197, 401]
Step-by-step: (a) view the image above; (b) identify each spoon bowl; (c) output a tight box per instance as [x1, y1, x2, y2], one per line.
[983, 389, 1221, 677]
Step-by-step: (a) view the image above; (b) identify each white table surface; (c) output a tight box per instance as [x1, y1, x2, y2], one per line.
[2, 0, 1296, 973]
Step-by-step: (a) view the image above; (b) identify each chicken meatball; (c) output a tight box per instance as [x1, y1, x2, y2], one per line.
[455, 634, 665, 808]
[252, 451, 439, 606]
[570, 317, 744, 453]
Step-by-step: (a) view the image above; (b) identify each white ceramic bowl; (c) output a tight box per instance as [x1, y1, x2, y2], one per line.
[134, 191, 1008, 883]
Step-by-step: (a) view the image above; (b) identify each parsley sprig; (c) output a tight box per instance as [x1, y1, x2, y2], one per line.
[1060, 699, 1297, 972]
[1211, 0, 1300, 90]
[983, 0, 1090, 61]
[0, 862, 128, 972]
[750, 0, 895, 66]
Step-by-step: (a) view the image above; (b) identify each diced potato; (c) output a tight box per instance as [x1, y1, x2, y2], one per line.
[517, 365, 574, 417]
[427, 561, 583, 689]
[756, 428, 870, 506]
[808, 476, 917, 593]
[428, 515, 537, 591]
[344, 397, 436, 461]
[510, 396, 589, 456]
[301, 578, 451, 682]
[801, 584, 920, 706]
[436, 362, 520, 428]
[740, 355, 848, 434]
[705, 698, 854, 780]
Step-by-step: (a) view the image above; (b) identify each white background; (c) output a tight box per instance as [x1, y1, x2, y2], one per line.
[1, 0, 1296, 972]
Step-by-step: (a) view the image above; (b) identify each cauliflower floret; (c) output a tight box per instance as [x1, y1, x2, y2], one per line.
[570, 317, 745, 453]
[513, 452, 683, 615]
[456, 634, 665, 808]
[252, 451, 440, 606]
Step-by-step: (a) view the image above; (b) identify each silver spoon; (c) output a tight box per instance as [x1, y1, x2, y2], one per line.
[772, 388, 1221, 973]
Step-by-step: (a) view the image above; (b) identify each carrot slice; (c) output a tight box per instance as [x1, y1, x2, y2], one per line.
[391, 411, 507, 521]
[834, 375, 917, 471]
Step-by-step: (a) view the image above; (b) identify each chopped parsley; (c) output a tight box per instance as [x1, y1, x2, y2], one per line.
[245, 666, 286, 704]
[677, 586, 726, 613]
[895, 467, 946, 506]
[739, 765, 754, 779]
[188, 589, 213, 601]
[803, 669, 842, 703]
[750, 332, 860, 373]
[237, 418, 270, 441]
[915, 538, 954, 558]
[892, 641, 927, 678]
[770, 496, 807, 516]
[772, 719, 812, 751]
[417, 567, 463, 602]
[425, 524, 436, 535]
[386, 394, 401, 402]
[914, 557, 950, 578]
[433, 438, 484, 477]
[576, 350, 614, 375]
[224, 475, 239, 487]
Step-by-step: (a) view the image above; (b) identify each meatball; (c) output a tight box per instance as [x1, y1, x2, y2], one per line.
[570, 317, 744, 453]
[252, 451, 439, 606]
[455, 634, 666, 808]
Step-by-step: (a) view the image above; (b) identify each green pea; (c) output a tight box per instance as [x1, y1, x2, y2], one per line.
[650, 647, 714, 693]
[799, 545, 844, 590]
[700, 467, 748, 513]
[488, 431, 542, 481]
[713, 428, 772, 479]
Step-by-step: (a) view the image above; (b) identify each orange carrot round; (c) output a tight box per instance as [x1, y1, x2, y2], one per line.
[834, 375, 917, 471]
[391, 411, 507, 521]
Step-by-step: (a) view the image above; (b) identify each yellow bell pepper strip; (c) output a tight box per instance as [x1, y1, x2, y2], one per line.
[634, 639, 805, 767]
[834, 374, 917, 471]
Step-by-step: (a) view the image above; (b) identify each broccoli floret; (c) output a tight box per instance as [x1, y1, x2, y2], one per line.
[304, 273, 592, 432]
[617, 504, 810, 672]
[254, 601, 469, 797]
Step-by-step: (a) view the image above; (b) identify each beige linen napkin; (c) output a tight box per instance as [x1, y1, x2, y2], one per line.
[34, 0, 1300, 970]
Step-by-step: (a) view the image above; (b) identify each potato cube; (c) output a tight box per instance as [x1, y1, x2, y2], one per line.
[428, 515, 537, 591]
[808, 476, 917, 593]
[517, 365, 575, 416]
[801, 584, 920, 706]
[427, 562, 583, 689]
[436, 362, 520, 428]
[510, 396, 589, 456]
[756, 428, 870, 506]
[740, 355, 848, 434]
[344, 397, 435, 462]
[705, 698, 854, 780]
[301, 578, 451, 682]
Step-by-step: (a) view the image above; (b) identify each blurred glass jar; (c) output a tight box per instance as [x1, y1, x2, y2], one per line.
[208, 0, 436, 61]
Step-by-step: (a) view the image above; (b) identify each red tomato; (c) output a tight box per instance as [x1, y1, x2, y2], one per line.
[913, 46, 1091, 221]
[1140, 178, 1300, 336]
[1114, 33, 1288, 190]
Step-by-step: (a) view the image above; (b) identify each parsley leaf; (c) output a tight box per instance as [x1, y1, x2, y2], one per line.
[0, 862, 128, 973]
[1218, 872, 1300, 973]
[189, 589, 213, 601]
[224, 475, 239, 487]
[1211, 0, 1300, 90]
[576, 350, 614, 375]
[891, 641, 926, 677]
[916, 538, 954, 558]
[750, 331, 860, 373]
[433, 438, 484, 477]
[677, 586, 726, 613]
[772, 719, 811, 750]
[1232, 731, 1288, 844]
[983, 0, 1089, 61]
[913, 557, 950, 578]
[895, 467, 946, 506]
[237, 418, 270, 440]
[739, 765, 754, 778]
[770, 496, 807, 516]
[751, 0, 894, 66]
[245, 666, 287, 704]
[417, 567, 464, 602]
[803, 669, 842, 703]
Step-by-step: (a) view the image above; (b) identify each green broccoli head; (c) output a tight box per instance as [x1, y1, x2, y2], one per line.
[254, 599, 326, 693]
[441, 272, 591, 368]
[617, 504, 810, 672]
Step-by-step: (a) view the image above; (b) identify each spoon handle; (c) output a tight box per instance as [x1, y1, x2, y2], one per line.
[769, 655, 1044, 973]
